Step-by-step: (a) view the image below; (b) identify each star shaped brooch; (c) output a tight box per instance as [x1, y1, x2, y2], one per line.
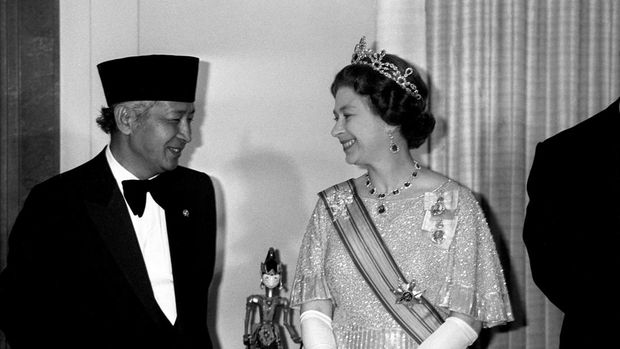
[393, 279, 424, 306]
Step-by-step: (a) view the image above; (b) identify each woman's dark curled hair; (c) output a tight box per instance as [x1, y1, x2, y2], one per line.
[331, 54, 435, 149]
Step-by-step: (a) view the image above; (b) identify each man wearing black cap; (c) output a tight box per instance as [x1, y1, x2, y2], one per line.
[0, 55, 216, 349]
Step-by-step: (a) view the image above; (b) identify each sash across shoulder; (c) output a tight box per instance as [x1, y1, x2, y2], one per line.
[319, 179, 444, 344]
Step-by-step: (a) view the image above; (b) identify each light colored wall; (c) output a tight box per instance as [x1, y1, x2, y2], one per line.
[59, 1, 424, 347]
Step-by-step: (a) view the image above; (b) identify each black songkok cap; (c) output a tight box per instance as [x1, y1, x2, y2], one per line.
[97, 54, 199, 106]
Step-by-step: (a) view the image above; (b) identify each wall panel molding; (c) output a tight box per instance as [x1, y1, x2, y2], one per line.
[0, 0, 59, 345]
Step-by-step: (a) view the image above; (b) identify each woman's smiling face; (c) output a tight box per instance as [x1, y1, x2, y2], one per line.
[331, 86, 389, 167]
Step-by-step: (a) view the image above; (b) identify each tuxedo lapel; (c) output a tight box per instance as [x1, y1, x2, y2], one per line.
[82, 151, 170, 328]
[164, 183, 196, 325]
[158, 170, 206, 328]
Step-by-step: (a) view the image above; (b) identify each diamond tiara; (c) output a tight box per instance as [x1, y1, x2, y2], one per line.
[351, 36, 422, 100]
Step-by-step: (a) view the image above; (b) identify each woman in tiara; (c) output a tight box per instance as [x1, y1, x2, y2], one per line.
[290, 37, 513, 349]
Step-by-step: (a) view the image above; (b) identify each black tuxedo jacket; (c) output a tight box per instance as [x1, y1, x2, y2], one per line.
[0, 149, 217, 349]
[523, 98, 620, 348]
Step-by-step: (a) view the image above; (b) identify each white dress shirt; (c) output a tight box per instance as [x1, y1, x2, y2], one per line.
[105, 146, 177, 324]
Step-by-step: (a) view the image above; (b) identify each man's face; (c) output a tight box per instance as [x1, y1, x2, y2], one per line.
[127, 101, 194, 178]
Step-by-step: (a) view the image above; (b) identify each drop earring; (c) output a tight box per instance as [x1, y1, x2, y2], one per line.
[388, 130, 400, 153]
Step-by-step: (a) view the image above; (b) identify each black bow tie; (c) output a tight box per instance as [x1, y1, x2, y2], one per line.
[122, 176, 168, 217]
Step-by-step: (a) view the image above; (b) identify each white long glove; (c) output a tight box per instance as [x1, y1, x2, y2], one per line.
[418, 316, 478, 349]
[300, 310, 337, 349]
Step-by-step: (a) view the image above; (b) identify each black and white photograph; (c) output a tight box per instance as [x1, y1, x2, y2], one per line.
[0, 1, 618, 348]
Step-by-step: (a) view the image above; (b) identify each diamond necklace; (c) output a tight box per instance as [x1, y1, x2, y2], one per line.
[365, 160, 421, 214]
